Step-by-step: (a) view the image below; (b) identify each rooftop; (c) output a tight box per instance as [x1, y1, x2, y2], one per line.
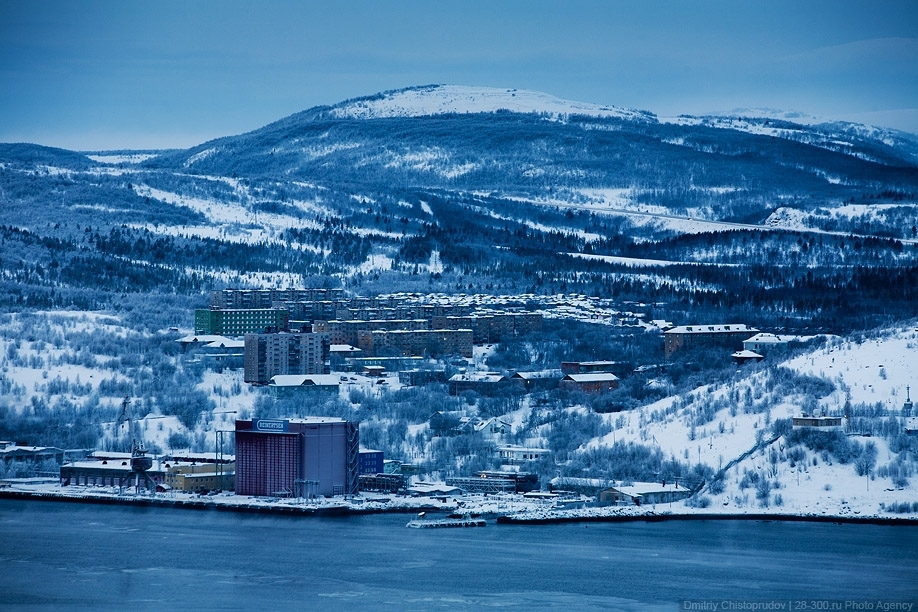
[665, 324, 758, 335]
[563, 373, 620, 383]
[268, 374, 341, 387]
[608, 481, 691, 496]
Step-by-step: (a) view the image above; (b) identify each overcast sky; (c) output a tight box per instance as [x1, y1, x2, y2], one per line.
[1, 0, 916, 150]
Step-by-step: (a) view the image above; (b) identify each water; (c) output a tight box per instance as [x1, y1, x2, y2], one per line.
[1, 499, 916, 611]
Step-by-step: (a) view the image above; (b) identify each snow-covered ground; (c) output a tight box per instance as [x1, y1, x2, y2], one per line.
[330, 85, 652, 123]
[584, 322, 918, 519]
[86, 153, 159, 165]
[765, 204, 918, 243]
[131, 183, 325, 245]
[0, 311, 140, 412]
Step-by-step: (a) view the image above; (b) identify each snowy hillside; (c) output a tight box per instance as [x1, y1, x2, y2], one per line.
[2, 301, 916, 519]
[583, 322, 918, 518]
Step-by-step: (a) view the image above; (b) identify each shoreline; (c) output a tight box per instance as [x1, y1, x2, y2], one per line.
[3, 488, 917, 525]
[0, 489, 438, 517]
[495, 511, 918, 527]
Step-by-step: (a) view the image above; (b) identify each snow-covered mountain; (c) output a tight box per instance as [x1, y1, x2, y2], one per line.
[327, 84, 656, 122]
[328, 86, 918, 164]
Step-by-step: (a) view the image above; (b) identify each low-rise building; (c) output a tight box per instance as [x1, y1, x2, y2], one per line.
[664, 324, 759, 358]
[742, 332, 795, 355]
[449, 372, 509, 396]
[792, 415, 844, 430]
[561, 361, 631, 377]
[398, 369, 448, 386]
[0, 442, 64, 466]
[599, 481, 692, 506]
[472, 417, 511, 437]
[165, 461, 235, 493]
[548, 476, 611, 497]
[267, 374, 340, 396]
[498, 445, 549, 465]
[344, 356, 424, 373]
[732, 349, 764, 365]
[510, 370, 561, 392]
[559, 372, 620, 394]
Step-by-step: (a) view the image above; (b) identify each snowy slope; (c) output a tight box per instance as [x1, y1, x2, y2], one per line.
[583, 322, 918, 518]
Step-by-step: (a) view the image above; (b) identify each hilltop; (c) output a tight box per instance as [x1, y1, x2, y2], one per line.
[324, 85, 655, 122]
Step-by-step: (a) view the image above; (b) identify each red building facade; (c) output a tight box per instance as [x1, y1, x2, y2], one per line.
[235, 418, 358, 498]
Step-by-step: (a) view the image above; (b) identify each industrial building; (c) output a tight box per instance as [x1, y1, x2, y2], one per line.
[235, 418, 359, 498]
[446, 471, 539, 494]
[60, 454, 167, 490]
[59, 450, 236, 494]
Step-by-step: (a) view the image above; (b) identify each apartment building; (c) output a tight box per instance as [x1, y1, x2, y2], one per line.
[244, 331, 330, 384]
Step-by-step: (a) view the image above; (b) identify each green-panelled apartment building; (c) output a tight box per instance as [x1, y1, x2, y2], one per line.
[195, 307, 290, 336]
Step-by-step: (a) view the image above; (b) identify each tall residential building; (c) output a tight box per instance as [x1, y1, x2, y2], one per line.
[244, 331, 330, 384]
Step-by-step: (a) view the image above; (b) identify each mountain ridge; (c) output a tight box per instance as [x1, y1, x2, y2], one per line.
[155, 84, 918, 170]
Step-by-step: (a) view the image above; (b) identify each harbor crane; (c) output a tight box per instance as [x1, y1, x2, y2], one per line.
[115, 397, 157, 494]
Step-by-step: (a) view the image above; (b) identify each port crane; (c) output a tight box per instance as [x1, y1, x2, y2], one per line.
[115, 397, 157, 494]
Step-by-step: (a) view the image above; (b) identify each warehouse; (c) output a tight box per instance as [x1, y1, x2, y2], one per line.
[235, 418, 359, 498]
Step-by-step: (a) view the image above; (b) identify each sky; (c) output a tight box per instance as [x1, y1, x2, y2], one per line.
[1, 0, 916, 151]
